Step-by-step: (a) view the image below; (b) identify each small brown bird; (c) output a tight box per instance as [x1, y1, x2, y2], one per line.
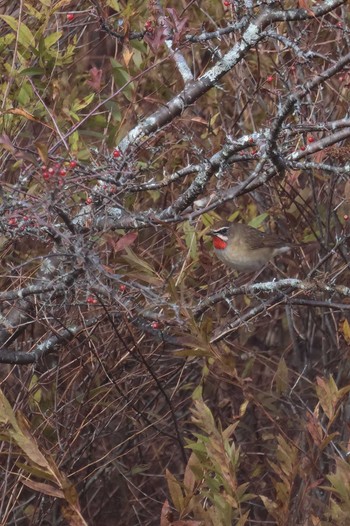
[208, 222, 292, 272]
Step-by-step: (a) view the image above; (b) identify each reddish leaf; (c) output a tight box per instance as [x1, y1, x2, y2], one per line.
[306, 411, 323, 447]
[166, 8, 188, 45]
[297, 0, 316, 16]
[113, 232, 138, 253]
[21, 478, 64, 498]
[0, 132, 15, 154]
[86, 67, 103, 91]
[144, 27, 167, 54]
[160, 499, 173, 526]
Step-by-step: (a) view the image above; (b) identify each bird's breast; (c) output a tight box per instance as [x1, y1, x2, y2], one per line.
[214, 245, 273, 271]
[212, 236, 228, 250]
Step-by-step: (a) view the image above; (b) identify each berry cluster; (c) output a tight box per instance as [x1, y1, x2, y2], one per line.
[144, 19, 155, 33]
[5, 213, 38, 236]
[87, 296, 98, 305]
[299, 136, 316, 151]
[41, 160, 77, 181]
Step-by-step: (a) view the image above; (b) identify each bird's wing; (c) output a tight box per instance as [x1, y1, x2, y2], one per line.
[248, 229, 287, 249]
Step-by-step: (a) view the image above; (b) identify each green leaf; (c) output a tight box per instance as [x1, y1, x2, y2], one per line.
[43, 31, 62, 49]
[110, 57, 134, 99]
[227, 210, 240, 222]
[103, 100, 122, 122]
[19, 67, 45, 76]
[130, 39, 147, 53]
[68, 130, 80, 151]
[106, 0, 121, 10]
[182, 221, 197, 261]
[28, 374, 42, 405]
[0, 15, 35, 48]
[17, 83, 33, 105]
[192, 384, 203, 401]
[123, 248, 156, 275]
[71, 93, 95, 112]
[132, 48, 144, 70]
[249, 213, 269, 229]
[0, 32, 15, 52]
[68, 111, 80, 122]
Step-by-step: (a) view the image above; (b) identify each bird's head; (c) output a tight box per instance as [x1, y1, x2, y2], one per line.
[208, 225, 229, 250]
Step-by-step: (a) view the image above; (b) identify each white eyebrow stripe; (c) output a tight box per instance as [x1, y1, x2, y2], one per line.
[212, 227, 228, 233]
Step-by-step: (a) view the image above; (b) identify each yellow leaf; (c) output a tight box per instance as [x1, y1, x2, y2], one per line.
[275, 357, 289, 395]
[165, 469, 184, 513]
[341, 319, 350, 344]
[315, 376, 339, 421]
[12, 413, 50, 468]
[123, 46, 134, 67]
[2, 108, 54, 130]
[34, 142, 49, 165]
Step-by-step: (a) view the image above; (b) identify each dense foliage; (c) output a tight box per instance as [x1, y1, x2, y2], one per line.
[1, 1, 350, 525]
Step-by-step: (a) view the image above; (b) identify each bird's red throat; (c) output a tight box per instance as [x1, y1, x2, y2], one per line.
[212, 236, 228, 250]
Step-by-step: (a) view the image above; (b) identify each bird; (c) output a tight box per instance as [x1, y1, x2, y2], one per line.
[208, 222, 292, 272]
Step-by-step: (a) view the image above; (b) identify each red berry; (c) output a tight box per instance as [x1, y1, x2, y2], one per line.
[344, 214, 349, 221]
[23, 216, 29, 221]
[300, 146, 306, 151]
[59, 169, 67, 177]
[307, 136, 315, 143]
[86, 197, 93, 205]
[151, 321, 160, 329]
[119, 284, 127, 292]
[69, 160, 77, 169]
[113, 149, 121, 158]
[87, 296, 97, 304]
[43, 171, 50, 179]
[223, 0, 230, 6]
[67, 13, 74, 21]
[8, 218, 17, 226]
[41, 165, 47, 171]
[339, 76, 344, 82]
[266, 75, 274, 82]
[48, 167, 55, 174]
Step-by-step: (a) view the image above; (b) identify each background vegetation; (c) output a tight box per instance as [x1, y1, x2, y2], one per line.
[1, 1, 350, 525]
